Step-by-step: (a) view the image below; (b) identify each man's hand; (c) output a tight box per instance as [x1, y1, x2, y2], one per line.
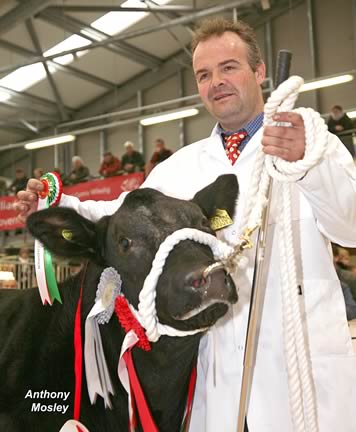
[14, 179, 44, 223]
[262, 112, 305, 162]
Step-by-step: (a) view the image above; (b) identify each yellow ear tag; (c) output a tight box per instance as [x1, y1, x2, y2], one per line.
[210, 209, 234, 231]
[62, 229, 73, 241]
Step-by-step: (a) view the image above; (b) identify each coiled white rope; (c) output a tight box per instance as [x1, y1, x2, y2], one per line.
[235, 75, 327, 432]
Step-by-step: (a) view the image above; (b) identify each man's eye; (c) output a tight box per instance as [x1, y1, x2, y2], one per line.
[118, 237, 132, 252]
[198, 73, 208, 83]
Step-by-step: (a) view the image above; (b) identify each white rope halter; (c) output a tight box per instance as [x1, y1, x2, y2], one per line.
[129, 228, 234, 342]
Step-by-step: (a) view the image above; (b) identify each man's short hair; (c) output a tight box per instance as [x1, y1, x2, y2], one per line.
[124, 141, 134, 148]
[191, 17, 263, 72]
[332, 105, 343, 111]
[103, 152, 113, 157]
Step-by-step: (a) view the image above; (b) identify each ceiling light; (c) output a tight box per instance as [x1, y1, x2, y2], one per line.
[299, 74, 354, 92]
[24, 135, 75, 150]
[347, 110, 356, 119]
[140, 108, 199, 126]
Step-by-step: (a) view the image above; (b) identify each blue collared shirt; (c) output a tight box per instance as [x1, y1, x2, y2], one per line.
[218, 112, 264, 153]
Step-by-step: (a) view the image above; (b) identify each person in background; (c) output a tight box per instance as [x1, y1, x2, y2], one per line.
[99, 152, 121, 177]
[121, 141, 145, 174]
[145, 138, 173, 176]
[8, 168, 28, 195]
[33, 168, 43, 180]
[332, 245, 356, 320]
[327, 105, 355, 157]
[65, 156, 90, 185]
[333, 245, 356, 300]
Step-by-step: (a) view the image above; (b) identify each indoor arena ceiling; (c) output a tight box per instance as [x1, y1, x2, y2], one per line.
[0, 0, 302, 147]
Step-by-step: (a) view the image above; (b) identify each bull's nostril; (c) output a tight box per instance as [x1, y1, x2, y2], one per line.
[191, 277, 207, 289]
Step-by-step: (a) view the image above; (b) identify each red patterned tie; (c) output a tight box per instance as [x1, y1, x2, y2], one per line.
[224, 130, 248, 165]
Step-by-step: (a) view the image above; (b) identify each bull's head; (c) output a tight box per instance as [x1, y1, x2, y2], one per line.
[27, 174, 239, 332]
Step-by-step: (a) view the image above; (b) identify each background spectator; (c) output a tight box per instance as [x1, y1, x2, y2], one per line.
[332, 245, 356, 320]
[121, 141, 144, 174]
[65, 156, 90, 185]
[33, 168, 43, 180]
[99, 151, 121, 177]
[327, 105, 355, 157]
[145, 138, 173, 176]
[0, 177, 8, 196]
[8, 168, 28, 194]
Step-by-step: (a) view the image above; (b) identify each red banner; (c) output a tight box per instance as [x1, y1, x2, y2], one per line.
[0, 173, 144, 231]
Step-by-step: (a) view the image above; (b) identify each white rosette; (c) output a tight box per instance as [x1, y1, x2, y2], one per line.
[84, 267, 122, 408]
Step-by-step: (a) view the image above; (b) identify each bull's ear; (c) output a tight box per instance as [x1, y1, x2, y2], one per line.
[26, 207, 109, 263]
[191, 174, 239, 220]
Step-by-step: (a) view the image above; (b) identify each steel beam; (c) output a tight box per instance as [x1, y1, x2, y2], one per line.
[46, 5, 199, 13]
[0, 100, 58, 121]
[0, 39, 116, 90]
[40, 9, 162, 69]
[0, 0, 257, 74]
[25, 18, 68, 122]
[0, 0, 52, 37]
[250, 0, 304, 29]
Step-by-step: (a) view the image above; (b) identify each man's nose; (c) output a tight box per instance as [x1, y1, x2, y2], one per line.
[211, 70, 225, 88]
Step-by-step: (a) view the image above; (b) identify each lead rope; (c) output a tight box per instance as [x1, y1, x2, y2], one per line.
[235, 75, 327, 432]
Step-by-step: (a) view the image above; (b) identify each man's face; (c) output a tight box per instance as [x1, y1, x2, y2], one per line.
[126, 146, 134, 155]
[16, 170, 25, 179]
[331, 108, 343, 121]
[104, 154, 112, 163]
[193, 32, 265, 131]
[155, 141, 164, 152]
[73, 160, 81, 169]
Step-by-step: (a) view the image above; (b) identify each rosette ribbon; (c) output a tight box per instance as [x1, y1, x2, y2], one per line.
[59, 419, 89, 432]
[34, 172, 63, 305]
[84, 267, 121, 408]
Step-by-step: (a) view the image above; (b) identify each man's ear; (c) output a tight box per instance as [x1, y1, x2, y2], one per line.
[191, 174, 239, 220]
[27, 207, 109, 263]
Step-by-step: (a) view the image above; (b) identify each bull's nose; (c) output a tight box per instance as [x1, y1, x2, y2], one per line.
[185, 268, 210, 290]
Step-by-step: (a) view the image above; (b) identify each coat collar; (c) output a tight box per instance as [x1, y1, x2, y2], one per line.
[203, 123, 263, 167]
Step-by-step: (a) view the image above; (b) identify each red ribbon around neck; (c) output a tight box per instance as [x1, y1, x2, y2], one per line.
[74, 285, 83, 421]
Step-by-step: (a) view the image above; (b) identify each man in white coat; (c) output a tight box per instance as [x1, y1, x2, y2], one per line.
[16, 18, 356, 432]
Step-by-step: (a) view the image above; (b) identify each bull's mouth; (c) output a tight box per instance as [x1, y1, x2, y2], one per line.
[174, 298, 231, 321]
[173, 265, 237, 322]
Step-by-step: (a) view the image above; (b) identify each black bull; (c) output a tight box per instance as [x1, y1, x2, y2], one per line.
[0, 174, 239, 432]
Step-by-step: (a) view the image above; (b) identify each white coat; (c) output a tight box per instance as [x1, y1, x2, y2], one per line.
[61, 126, 356, 431]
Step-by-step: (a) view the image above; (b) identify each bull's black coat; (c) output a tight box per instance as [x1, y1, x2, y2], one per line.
[0, 175, 238, 432]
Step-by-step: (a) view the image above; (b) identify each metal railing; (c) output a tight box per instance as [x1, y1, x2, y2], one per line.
[0, 260, 79, 290]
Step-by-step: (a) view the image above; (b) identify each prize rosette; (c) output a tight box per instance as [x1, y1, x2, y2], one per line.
[34, 172, 63, 305]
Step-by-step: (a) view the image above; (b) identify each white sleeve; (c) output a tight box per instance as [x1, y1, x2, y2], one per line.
[59, 192, 128, 222]
[297, 133, 356, 246]
[58, 169, 166, 222]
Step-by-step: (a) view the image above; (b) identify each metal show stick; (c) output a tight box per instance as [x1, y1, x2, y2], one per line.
[236, 50, 292, 432]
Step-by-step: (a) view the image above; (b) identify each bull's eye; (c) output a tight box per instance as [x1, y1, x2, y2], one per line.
[118, 237, 132, 253]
